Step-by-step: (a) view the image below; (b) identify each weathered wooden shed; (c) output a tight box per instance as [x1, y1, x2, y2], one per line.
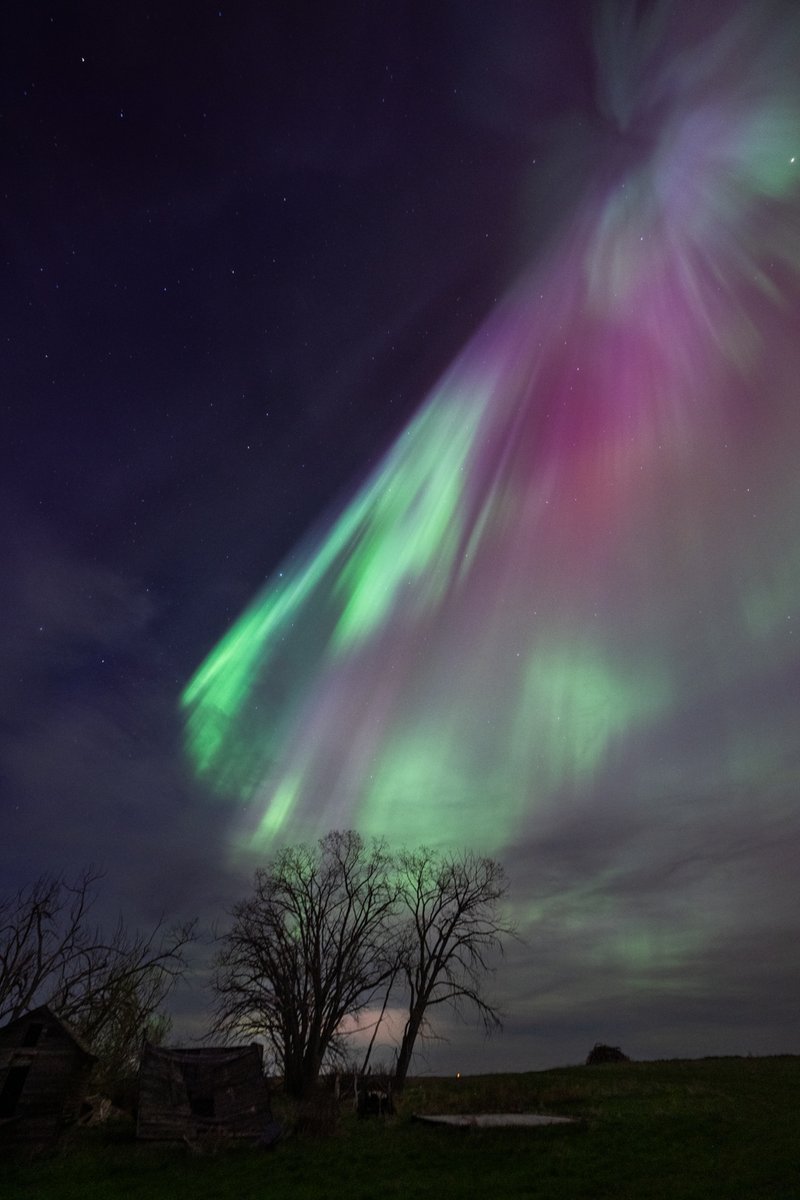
[137, 1042, 273, 1142]
[0, 1005, 97, 1154]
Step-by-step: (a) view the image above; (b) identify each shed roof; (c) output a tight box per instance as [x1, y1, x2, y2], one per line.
[0, 1006, 96, 1061]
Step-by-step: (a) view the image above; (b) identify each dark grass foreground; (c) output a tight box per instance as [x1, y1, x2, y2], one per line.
[2, 1057, 799, 1200]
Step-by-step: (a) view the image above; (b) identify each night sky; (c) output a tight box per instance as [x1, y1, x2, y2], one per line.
[4, 1, 800, 1073]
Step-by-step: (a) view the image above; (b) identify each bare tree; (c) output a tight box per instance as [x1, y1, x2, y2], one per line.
[391, 848, 513, 1093]
[212, 831, 398, 1098]
[0, 868, 195, 1083]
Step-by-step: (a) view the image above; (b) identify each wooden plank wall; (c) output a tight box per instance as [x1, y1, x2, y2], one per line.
[136, 1045, 272, 1141]
[0, 1011, 95, 1152]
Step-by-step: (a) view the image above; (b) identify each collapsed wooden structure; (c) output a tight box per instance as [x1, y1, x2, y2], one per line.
[0, 1005, 96, 1154]
[136, 1042, 273, 1141]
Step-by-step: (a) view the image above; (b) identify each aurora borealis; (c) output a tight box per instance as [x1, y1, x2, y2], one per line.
[183, 0, 800, 873]
[5, 0, 800, 1070]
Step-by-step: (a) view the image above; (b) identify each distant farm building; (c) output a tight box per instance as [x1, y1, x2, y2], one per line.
[137, 1042, 274, 1142]
[0, 1005, 97, 1154]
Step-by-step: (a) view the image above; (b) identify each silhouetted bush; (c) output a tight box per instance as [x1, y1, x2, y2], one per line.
[586, 1043, 630, 1065]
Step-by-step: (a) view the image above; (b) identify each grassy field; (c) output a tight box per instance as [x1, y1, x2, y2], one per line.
[1, 1056, 798, 1199]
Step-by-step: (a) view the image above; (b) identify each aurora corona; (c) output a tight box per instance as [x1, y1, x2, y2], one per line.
[182, 1, 800, 864]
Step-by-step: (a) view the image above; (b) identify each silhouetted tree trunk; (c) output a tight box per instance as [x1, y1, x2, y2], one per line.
[391, 848, 513, 1093]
